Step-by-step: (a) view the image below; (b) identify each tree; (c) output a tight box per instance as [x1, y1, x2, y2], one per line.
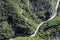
[0, 21, 14, 40]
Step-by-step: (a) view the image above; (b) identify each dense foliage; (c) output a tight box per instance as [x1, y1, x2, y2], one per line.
[0, 0, 59, 40]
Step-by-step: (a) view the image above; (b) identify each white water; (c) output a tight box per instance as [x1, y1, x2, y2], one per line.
[30, 0, 60, 37]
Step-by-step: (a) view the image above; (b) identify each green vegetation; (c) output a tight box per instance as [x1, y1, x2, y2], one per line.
[0, 0, 59, 40]
[0, 21, 14, 40]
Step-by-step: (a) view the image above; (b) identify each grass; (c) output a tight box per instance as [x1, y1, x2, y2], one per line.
[14, 34, 43, 40]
